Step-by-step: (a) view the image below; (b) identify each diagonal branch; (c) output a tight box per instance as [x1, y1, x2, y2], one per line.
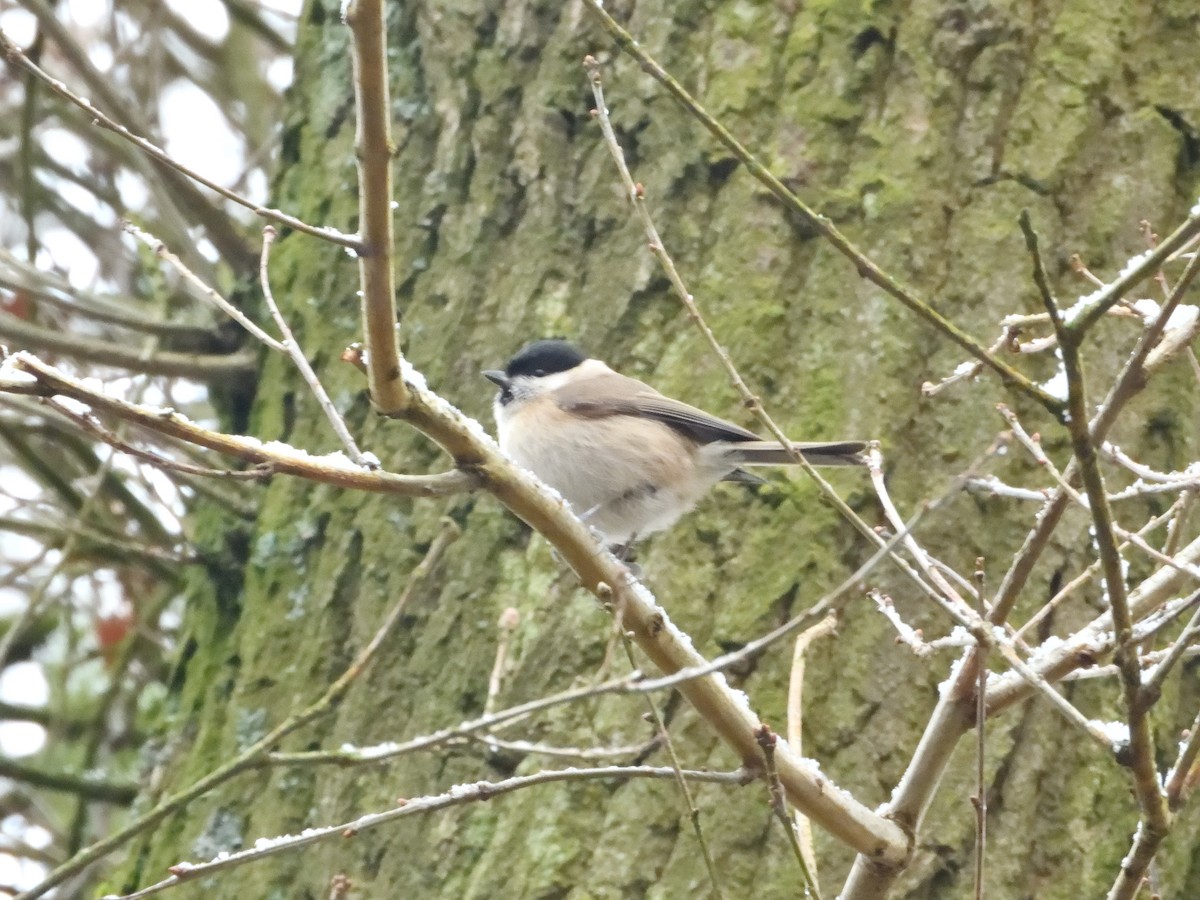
[110, 766, 752, 900]
[579, 0, 1064, 415]
[260, 226, 371, 465]
[0, 27, 362, 252]
[0, 353, 473, 498]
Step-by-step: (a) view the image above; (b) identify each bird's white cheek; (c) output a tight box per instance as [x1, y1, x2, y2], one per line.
[493, 401, 513, 448]
[494, 403, 535, 462]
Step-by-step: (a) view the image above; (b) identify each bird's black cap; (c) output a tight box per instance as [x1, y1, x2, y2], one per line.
[504, 340, 587, 378]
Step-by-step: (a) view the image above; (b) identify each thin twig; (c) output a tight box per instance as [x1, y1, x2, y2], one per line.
[0, 758, 136, 805]
[1139, 602, 1200, 705]
[125, 222, 284, 352]
[46, 399, 273, 482]
[619, 636, 725, 899]
[1103, 444, 1200, 485]
[265, 674, 655, 769]
[993, 638, 1119, 753]
[758, 726, 822, 900]
[1014, 496, 1187, 641]
[1164, 707, 1200, 811]
[1163, 491, 1197, 562]
[1089, 228, 1200, 441]
[921, 334, 1010, 397]
[1065, 217, 1200, 336]
[870, 591, 932, 657]
[866, 450, 972, 614]
[461, 734, 651, 761]
[1060, 646, 1200, 682]
[988, 557, 1200, 718]
[260, 226, 372, 465]
[105, 766, 751, 900]
[999, 405, 1200, 584]
[1021, 212, 1168, 843]
[594, 580, 629, 684]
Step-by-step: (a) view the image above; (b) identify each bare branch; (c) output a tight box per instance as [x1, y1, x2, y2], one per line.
[1021, 213, 1168, 853]
[342, 0, 407, 414]
[988, 566, 1200, 717]
[972, 561, 987, 900]
[758, 726, 822, 900]
[1065, 215, 1200, 336]
[44, 398, 271, 483]
[484, 608, 520, 717]
[577, 10, 1064, 414]
[106, 766, 752, 900]
[0, 353, 473, 497]
[1164, 708, 1200, 811]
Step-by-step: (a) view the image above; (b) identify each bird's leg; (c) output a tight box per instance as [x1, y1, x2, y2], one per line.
[610, 534, 637, 562]
[610, 535, 643, 580]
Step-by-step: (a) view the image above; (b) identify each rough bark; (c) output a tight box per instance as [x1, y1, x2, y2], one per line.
[112, 0, 1200, 897]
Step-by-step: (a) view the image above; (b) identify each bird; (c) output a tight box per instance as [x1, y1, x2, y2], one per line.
[482, 339, 867, 549]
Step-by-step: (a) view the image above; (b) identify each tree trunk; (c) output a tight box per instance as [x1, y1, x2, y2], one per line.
[113, 0, 1200, 897]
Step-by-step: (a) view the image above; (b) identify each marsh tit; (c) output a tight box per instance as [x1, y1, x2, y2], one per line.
[484, 340, 867, 547]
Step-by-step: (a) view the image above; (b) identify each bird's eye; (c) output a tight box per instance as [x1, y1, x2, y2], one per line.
[533, 369, 546, 377]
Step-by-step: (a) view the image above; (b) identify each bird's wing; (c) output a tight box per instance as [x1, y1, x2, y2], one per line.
[554, 372, 759, 444]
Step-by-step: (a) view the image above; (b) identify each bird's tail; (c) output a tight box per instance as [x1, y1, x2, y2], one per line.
[721, 440, 869, 467]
